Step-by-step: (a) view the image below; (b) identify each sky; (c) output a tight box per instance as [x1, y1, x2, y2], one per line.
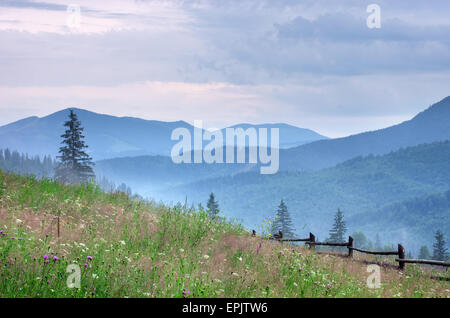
[0, 0, 449, 137]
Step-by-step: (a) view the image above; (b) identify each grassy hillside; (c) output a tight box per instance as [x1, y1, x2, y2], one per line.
[167, 141, 450, 251]
[0, 170, 448, 298]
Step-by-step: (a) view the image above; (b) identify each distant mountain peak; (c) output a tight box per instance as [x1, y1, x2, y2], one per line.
[280, 96, 450, 171]
[413, 95, 450, 119]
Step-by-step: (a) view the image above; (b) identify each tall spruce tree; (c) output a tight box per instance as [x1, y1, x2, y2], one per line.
[55, 110, 95, 184]
[329, 208, 347, 243]
[271, 200, 296, 238]
[206, 192, 219, 219]
[432, 229, 448, 261]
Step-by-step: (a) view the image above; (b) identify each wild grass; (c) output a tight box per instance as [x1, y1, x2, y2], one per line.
[0, 169, 448, 298]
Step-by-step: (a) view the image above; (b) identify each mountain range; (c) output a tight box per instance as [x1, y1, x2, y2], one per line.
[1, 96, 450, 254]
[0, 108, 327, 160]
[96, 96, 450, 194]
[278, 96, 450, 171]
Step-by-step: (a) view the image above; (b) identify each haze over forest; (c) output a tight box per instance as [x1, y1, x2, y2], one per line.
[1, 0, 450, 258]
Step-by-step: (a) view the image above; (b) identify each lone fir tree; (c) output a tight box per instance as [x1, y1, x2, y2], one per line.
[206, 192, 219, 219]
[432, 229, 449, 261]
[55, 110, 95, 184]
[271, 200, 296, 238]
[329, 208, 347, 243]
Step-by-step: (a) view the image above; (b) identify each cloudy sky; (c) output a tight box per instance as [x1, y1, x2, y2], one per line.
[0, 0, 449, 137]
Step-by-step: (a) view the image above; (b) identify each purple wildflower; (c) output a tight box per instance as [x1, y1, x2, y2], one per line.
[10, 237, 15, 239]
[87, 256, 93, 260]
[43, 254, 49, 260]
[84, 263, 89, 268]
[256, 242, 262, 254]
[200, 261, 205, 265]
[53, 256, 59, 261]
[182, 290, 190, 298]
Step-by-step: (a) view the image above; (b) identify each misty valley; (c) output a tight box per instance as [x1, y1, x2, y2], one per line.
[1, 97, 450, 257]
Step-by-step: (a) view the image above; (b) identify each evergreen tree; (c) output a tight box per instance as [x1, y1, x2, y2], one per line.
[375, 233, 382, 249]
[4, 148, 11, 161]
[418, 245, 431, 260]
[55, 110, 95, 184]
[329, 208, 347, 243]
[351, 231, 373, 249]
[206, 192, 219, 219]
[0, 148, 55, 178]
[432, 229, 449, 261]
[117, 182, 132, 196]
[197, 203, 205, 212]
[271, 200, 296, 238]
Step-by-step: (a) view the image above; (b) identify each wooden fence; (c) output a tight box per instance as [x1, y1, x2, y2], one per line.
[252, 230, 450, 270]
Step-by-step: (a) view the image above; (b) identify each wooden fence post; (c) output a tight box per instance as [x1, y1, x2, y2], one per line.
[273, 230, 283, 241]
[57, 216, 60, 239]
[309, 232, 315, 250]
[348, 236, 354, 258]
[398, 244, 406, 270]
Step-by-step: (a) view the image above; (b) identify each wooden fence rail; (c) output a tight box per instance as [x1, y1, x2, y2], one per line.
[348, 247, 398, 256]
[252, 230, 450, 270]
[395, 258, 450, 267]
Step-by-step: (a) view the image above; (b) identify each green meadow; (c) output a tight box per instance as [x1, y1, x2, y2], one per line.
[0, 169, 448, 298]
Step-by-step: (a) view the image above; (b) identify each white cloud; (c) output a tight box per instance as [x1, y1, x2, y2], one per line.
[1, 73, 449, 137]
[0, 0, 449, 137]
